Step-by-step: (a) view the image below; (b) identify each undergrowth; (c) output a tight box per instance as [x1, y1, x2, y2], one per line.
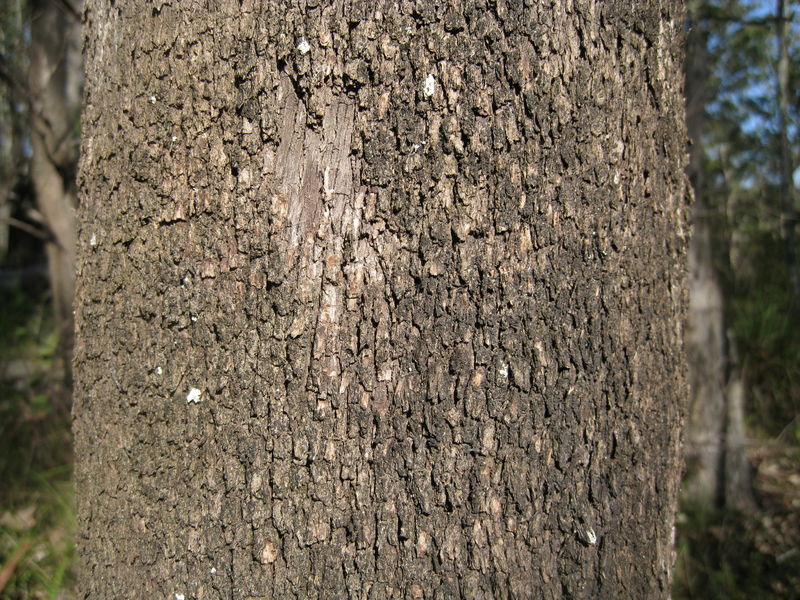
[674, 443, 800, 600]
[0, 284, 74, 599]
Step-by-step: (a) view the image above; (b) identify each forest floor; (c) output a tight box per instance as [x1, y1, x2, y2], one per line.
[0, 286, 74, 599]
[674, 439, 800, 599]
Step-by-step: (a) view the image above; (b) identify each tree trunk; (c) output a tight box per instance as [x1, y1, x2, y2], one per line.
[682, 1, 755, 511]
[684, 205, 727, 506]
[776, 0, 798, 293]
[74, 1, 689, 598]
[682, 0, 727, 507]
[0, 0, 26, 263]
[723, 368, 755, 511]
[28, 0, 81, 364]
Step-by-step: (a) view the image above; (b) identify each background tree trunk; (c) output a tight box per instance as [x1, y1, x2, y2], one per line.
[75, 1, 689, 598]
[776, 0, 798, 293]
[28, 0, 81, 365]
[683, 0, 728, 508]
[683, 0, 754, 512]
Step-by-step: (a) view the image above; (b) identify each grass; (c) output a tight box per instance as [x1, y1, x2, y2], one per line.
[0, 283, 74, 600]
[673, 443, 800, 600]
[0, 468, 75, 599]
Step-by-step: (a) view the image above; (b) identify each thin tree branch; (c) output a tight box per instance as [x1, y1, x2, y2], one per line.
[0, 216, 54, 242]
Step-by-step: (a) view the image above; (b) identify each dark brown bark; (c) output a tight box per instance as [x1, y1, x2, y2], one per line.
[75, 1, 689, 598]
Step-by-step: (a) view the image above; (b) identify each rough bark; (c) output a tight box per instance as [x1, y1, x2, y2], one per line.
[75, 1, 689, 598]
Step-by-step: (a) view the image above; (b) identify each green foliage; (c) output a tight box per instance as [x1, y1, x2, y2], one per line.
[0, 0, 28, 195]
[678, 0, 800, 596]
[0, 285, 73, 599]
[729, 231, 800, 435]
[697, 0, 800, 440]
[703, 0, 795, 186]
[0, 469, 75, 600]
[674, 505, 798, 600]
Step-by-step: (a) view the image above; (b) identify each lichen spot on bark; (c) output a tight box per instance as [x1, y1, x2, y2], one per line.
[186, 388, 202, 404]
[424, 73, 436, 97]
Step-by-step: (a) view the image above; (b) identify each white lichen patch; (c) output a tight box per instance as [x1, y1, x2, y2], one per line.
[481, 422, 496, 454]
[586, 527, 597, 545]
[186, 388, 202, 404]
[288, 316, 305, 338]
[297, 38, 311, 54]
[499, 363, 509, 378]
[423, 73, 436, 97]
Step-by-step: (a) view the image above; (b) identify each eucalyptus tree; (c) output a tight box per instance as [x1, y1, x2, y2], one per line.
[75, 1, 689, 597]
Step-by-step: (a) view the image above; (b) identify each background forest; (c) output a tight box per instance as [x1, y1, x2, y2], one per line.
[0, 0, 798, 597]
